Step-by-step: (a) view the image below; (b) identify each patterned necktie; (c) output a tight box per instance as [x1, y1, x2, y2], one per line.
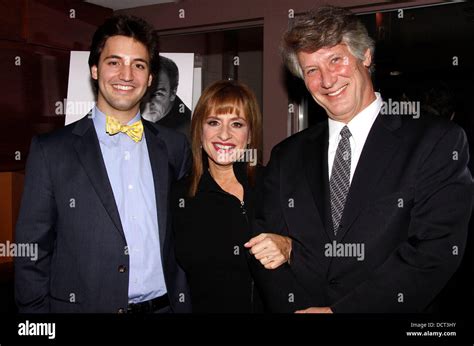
[105, 115, 144, 142]
[330, 126, 352, 235]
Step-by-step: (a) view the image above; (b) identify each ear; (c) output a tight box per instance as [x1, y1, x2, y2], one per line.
[91, 65, 98, 80]
[170, 88, 177, 102]
[362, 48, 372, 68]
[147, 73, 153, 87]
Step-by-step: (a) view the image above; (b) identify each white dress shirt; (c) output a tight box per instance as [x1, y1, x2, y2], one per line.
[328, 92, 383, 183]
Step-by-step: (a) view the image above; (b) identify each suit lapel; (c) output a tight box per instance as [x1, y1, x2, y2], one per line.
[143, 120, 169, 253]
[338, 113, 402, 240]
[72, 114, 125, 240]
[303, 122, 334, 241]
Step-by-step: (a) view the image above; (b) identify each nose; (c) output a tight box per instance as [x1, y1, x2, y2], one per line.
[119, 64, 133, 82]
[217, 125, 231, 141]
[320, 66, 336, 89]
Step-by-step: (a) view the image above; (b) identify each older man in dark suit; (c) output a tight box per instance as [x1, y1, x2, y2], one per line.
[250, 6, 473, 313]
[14, 15, 191, 313]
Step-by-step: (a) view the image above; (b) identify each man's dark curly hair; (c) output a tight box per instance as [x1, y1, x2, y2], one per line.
[88, 15, 158, 91]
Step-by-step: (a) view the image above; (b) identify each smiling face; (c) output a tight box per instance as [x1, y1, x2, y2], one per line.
[298, 43, 375, 123]
[142, 70, 176, 122]
[91, 35, 152, 122]
[201, 111, 250, 168]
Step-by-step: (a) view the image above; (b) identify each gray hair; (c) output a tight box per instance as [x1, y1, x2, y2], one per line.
[281, 6, 375, 79]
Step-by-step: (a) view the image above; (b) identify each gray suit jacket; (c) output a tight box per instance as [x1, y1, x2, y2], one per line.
[14, 114, 192, 313]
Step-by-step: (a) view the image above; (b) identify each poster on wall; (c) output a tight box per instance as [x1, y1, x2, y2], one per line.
[65, 52, 195, 138]
[65, 51, 96, 126]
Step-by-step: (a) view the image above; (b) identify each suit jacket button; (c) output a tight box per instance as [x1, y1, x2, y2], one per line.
[118, 265, 127, 273]
[118, 308, 125, 314]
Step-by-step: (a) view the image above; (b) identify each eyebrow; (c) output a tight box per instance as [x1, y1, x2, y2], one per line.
[301, 64, 317, 72]
[207, 115, 246, 121]
[302, 53, 341, 69]
[103, 55, 149, 66]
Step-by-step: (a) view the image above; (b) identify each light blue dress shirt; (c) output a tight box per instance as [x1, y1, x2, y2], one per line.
[92, 106, 167, 303]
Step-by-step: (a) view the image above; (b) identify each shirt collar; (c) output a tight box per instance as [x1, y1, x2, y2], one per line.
[328, 92, 382, 146]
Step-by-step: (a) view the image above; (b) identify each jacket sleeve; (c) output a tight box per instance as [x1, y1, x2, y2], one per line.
[332, 124, 473, 313]
[250, 146, 311, 312]
[14, 136, 57, 313]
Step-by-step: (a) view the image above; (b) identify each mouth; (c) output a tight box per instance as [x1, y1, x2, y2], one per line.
[212, 142, 236, 153]
[112, 84, 135, 92]
[326, 84, 348, 97]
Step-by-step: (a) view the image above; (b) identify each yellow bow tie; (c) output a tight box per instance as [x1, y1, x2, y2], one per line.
[105, 115, 144, 142]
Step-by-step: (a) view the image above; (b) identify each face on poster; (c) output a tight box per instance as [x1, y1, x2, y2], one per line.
[141, 53, 194, 123]
[65, 51, 195, 125]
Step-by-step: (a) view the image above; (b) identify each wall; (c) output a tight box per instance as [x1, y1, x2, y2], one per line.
[0, 173, 23, 264]
[119, 0, 446, 162]
[0, 0, 112, 172]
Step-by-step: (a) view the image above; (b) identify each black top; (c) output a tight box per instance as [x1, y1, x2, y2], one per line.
[171, 162, 263, 313]
[156, 95, 191, 141]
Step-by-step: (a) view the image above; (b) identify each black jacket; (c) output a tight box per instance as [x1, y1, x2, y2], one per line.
[157, 95, 191, 141]
[252, 113, 472, 313]
[171, 162, 263, 313]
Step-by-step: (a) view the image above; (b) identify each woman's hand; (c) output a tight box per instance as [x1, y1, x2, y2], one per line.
[244, 233, 292, 269]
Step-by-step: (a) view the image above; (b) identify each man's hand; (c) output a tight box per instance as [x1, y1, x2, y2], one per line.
[295, 307, 333, 314]
[244, 233, 292, 269]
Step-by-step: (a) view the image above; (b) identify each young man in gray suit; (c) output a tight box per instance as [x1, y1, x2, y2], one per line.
[15, 15, 191, 313]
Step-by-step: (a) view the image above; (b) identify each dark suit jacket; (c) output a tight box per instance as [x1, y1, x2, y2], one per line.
[252, 113, 473, 313]
[14, 114, 192, 313]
